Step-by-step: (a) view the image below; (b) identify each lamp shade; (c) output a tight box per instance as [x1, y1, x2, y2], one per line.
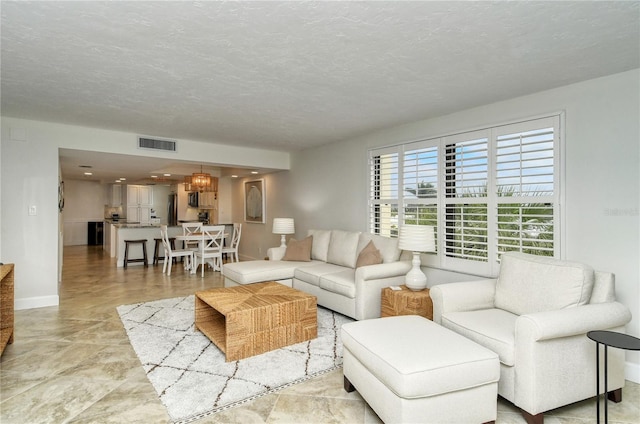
[398, 225, 436, 252]
[273, 218, 295, 235]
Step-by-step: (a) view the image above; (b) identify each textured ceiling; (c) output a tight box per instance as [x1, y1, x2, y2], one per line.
[2, 1, 639, 154]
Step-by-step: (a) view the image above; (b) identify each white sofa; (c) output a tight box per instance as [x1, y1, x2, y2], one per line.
[223, 229, 412, 320]
[431, 252, 632, 423]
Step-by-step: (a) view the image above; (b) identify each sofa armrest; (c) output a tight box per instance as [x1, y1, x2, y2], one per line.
[517, 302, 632, 342]
[356, 260, 412, 281]
[267, 246, 286, 261]
[352, 261, 413, 320]
[431, 279, 497, 324]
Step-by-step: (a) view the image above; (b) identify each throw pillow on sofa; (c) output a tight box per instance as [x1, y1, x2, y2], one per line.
[357, 233, 402, 263]
[282, 236, 313, 262]
[356, 240, 383, 268]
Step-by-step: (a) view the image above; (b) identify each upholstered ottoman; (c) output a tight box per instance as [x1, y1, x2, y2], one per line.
[342, 315, 500, 424]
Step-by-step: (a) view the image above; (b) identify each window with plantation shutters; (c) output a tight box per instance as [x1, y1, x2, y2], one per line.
[369, 114, 561, 276]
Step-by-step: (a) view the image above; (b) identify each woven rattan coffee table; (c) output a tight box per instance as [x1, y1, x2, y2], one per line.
[195, 281, 318, 361]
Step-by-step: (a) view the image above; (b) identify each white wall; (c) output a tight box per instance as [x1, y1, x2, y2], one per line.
[231, 171, 294, 261]
[62, 179, 106, 245]
[283, 69, 640, 379]
[0, 119, 290, 310]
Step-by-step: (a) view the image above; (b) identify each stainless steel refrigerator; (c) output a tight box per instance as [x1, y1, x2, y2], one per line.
[168, 193, 178, 226]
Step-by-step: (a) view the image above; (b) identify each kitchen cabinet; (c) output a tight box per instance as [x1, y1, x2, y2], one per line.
[199, 192, 217, 209]
[110, 184, 122, 206]
[127, 205, 152, 223]
[126, 185, 153, 223]
[127, 185, 152, 206]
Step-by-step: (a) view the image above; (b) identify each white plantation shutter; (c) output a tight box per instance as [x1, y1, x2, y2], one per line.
[442, 131, 490, 271]
[494, 117, 558, 260]
[369, 114, 560, 275]
[369, 148, 400, 237]
[403, 145, 438, 249]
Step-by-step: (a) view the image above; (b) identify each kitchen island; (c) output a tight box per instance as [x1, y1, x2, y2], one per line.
[104, 221, 235, 267]
[106, 222, 184, 267]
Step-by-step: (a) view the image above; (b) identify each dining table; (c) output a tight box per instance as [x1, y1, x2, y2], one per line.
[175, 232, 228, 274]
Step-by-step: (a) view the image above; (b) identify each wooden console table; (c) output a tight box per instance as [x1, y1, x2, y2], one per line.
[1, 263, 15, 356]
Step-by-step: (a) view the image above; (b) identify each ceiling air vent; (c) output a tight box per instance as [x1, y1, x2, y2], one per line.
[138, 136, 177, 152]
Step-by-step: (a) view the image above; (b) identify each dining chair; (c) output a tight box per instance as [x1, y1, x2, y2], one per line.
[222, 223, 242, 263]
[193, 225, 225, 277]
[160, 225, 193, 276]
[181, 222, 202, 251]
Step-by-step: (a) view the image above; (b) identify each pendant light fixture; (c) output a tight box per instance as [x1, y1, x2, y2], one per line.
[184, 165, 218, 193]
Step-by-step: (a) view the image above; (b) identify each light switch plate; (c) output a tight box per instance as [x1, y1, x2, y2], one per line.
[29, 205, 37, 216]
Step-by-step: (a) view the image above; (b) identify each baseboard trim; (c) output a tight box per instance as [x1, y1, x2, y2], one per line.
[15, 295, 59, 310]
[626, 361, 640, 384]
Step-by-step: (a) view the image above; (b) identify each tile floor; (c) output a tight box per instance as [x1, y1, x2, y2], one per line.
[1, 245, 638, 423]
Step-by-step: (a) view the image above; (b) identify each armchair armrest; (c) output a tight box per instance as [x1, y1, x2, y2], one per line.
[431, 279, 497, 324]
[517, 301, 632, 342]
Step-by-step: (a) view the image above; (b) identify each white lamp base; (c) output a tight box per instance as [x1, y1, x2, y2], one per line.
[279, 234, 287, 248]
[405, 251, 427, 291]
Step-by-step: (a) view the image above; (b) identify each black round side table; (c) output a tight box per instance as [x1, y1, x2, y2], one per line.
[587, 330, 640, 424]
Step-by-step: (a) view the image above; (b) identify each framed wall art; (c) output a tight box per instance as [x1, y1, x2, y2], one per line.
[244, 179, 265, 223]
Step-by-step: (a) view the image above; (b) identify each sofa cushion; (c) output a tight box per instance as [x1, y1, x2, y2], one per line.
[357, 233, 402, 263]
[327, 230, 360, 268]
[282, 236, 312, 262]
[356, 240, 383, 268]
[224, 260, 318, 285]
[294, 262, 349, 287]
[495, 252, 595, 316]
[319, 269, 357, 298]
[441, 309, 518, 366]
[308, 229, 331, 262]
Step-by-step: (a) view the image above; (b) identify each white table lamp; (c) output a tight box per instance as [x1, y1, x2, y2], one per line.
[398, 225, 436, 291]
[273, 218, 295, 248]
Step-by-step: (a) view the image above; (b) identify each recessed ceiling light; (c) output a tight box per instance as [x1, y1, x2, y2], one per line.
[231, 175, 238, 178]
[164, 173, 171, 177]
[83, 172, 93, 176]
[151, 175, 158, 178]
[119, 178, 126, 181]
[115, 179, 121, 183]
[251, 171, 259, 174]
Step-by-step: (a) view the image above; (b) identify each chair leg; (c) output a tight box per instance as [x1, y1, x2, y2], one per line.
[167, 256, 173, 276]
[162, 254, 168, 274]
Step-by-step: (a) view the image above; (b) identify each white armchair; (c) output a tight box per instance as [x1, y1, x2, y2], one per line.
[431, 252, 632, 424]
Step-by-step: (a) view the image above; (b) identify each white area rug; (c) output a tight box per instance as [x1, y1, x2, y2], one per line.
[117, 295, 353, 423]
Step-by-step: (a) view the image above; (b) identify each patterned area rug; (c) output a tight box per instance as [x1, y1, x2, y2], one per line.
[117, 295, 353, 423]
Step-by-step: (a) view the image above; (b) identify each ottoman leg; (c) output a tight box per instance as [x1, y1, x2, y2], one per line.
[344, 376, 356, 393]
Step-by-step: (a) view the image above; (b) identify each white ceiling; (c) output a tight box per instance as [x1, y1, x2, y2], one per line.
[2, 1, 639, 181]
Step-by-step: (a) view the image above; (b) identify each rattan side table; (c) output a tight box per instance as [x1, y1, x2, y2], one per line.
[381, 285, 433, 320]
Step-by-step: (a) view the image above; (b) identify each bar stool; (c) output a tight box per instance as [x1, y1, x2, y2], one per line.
[152, 237, 176, 265]
[124, 239, 148, 268]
